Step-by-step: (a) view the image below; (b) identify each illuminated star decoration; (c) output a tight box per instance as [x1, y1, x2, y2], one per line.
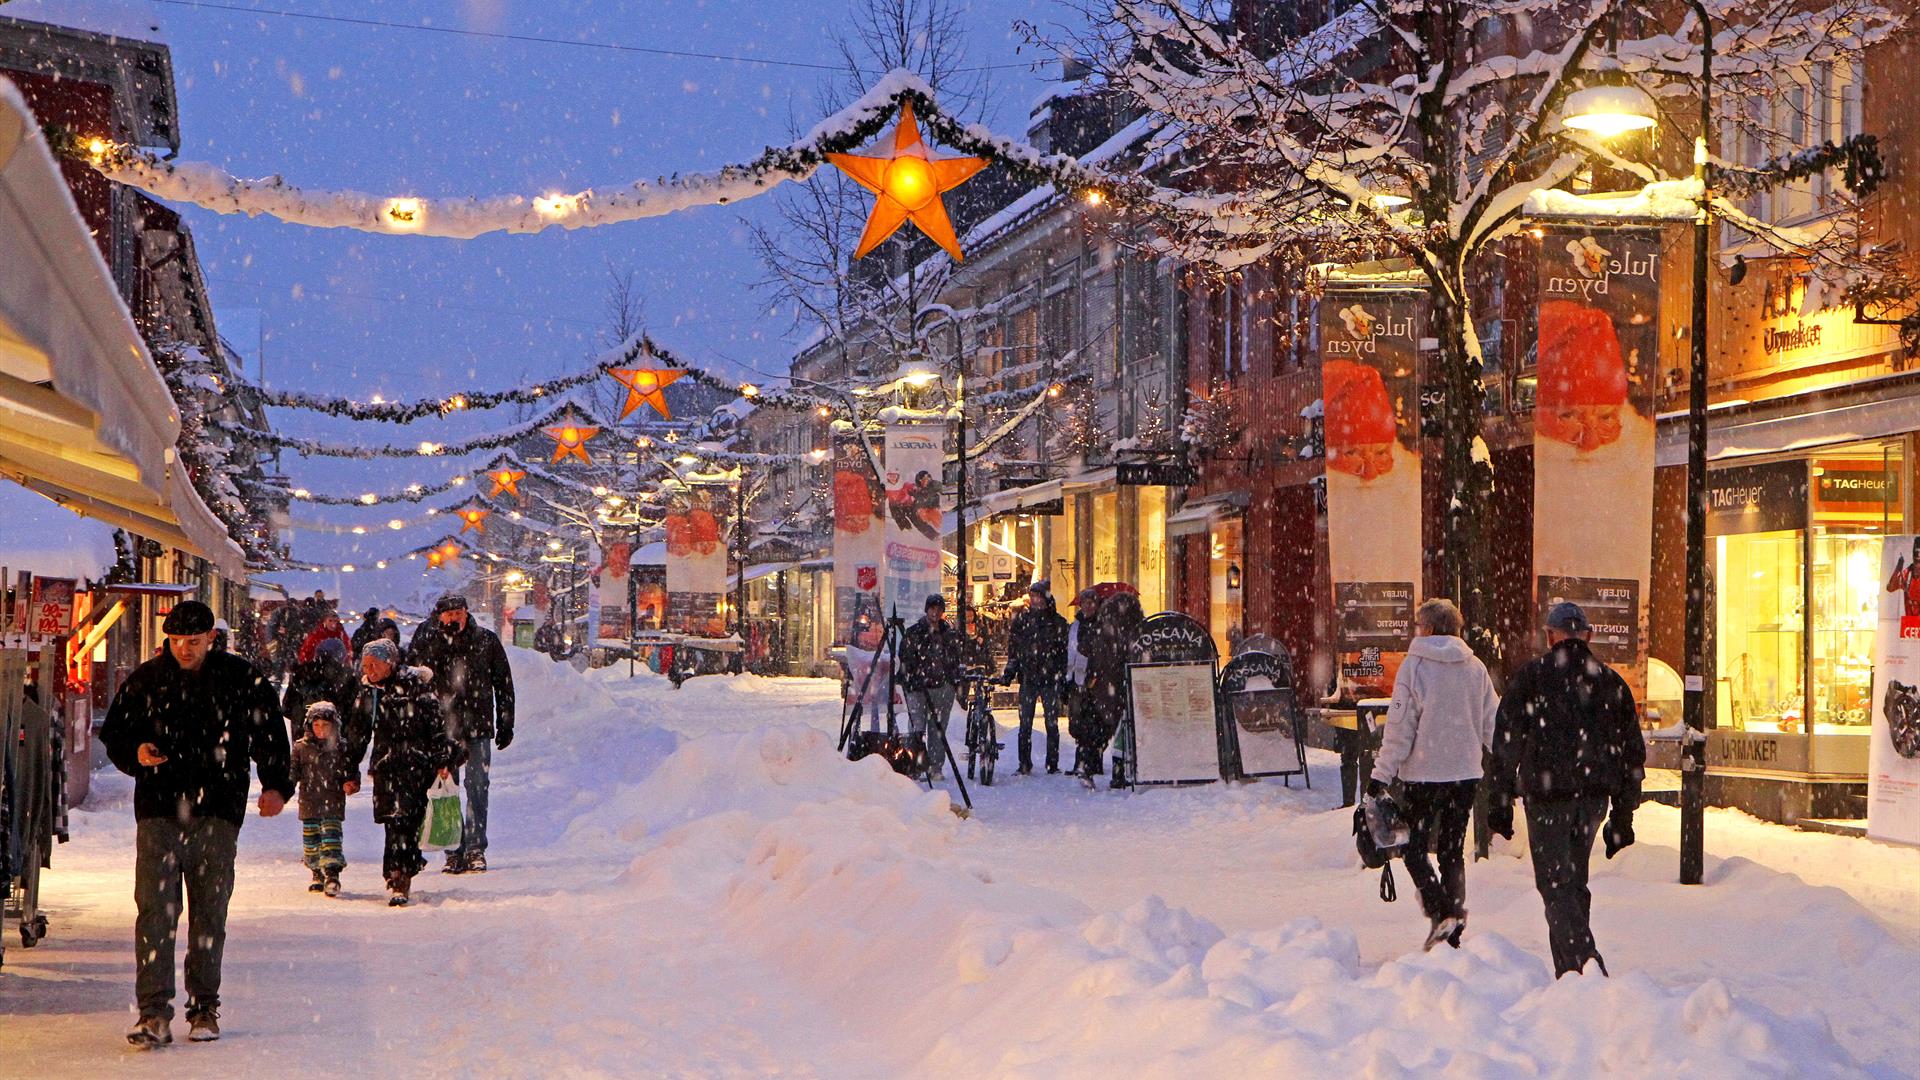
[607, 367, 685, 420]
[544, 416, 600, 465]
[827, 100, 987, 262]
[456, 505, 490, 534]
[486, 467, 527, 501]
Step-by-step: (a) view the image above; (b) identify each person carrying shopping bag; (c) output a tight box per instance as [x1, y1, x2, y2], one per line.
[346, 639, 465, 908]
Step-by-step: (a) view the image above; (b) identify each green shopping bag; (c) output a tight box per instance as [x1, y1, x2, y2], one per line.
[417, 775, 464, 852]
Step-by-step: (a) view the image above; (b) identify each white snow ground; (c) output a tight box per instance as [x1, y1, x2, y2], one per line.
[3, 649, 1918, 1077]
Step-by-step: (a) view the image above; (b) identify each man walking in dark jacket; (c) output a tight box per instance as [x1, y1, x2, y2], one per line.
[899, 594, 963, 779]
[101, 600, 293, 1047]
[1002, 580, 1069, 774]
[346, 638, 465, 906]
[408, 594, 515, 873]
[1488, 601, 1646, 978]
[349, 606, 382, 658]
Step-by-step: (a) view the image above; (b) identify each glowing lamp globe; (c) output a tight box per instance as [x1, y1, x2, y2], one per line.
[1559, 85, 1657, 138]
[884, 155, 937, 212]
[561, 426, 581, 445]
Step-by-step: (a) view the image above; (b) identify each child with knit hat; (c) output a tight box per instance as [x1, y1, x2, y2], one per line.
[290, 701, 354, 897]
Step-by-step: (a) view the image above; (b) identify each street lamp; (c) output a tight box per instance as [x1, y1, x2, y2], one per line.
[1560, 10, 1712, 886]
[914, 308, 970, 641]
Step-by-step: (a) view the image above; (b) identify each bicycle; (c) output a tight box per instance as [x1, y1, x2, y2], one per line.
[960, 668, 1002, 787]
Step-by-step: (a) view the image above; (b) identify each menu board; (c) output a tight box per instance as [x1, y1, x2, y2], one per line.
[1128, 661, 1221, 784]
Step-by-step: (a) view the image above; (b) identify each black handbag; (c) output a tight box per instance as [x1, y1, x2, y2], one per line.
[1353, 794, 1409, 902]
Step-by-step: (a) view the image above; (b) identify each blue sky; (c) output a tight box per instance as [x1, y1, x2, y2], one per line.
[13, 0, 1066, 608]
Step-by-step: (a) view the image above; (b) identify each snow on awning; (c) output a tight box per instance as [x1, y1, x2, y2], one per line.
[976, 478, 1063, 517]
[0, 481, 117, 580]
[744, 561, 798, 583]
[1167, 491, 1251, 536]
[1654, 392, 1920, 466]
[0, 80, 246, 579]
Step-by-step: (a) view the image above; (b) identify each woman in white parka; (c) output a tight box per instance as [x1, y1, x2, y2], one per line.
[1368, 598, 1500, 952]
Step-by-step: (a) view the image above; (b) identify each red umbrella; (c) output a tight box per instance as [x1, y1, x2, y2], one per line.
[1071, 581, 1140, 610]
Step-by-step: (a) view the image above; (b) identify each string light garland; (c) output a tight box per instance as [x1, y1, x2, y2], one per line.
[221, 399, 609, 459]
[71, 72, 1152, 241]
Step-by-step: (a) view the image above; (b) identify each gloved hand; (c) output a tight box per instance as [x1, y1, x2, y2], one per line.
[1487, 804, 1515, 841]
[1603, 816, 1634, 858]
[495, 728, 513, 751]
[1364, 778, 1389, 801]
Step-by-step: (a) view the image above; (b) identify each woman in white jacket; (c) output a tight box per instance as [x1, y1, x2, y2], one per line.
[1369, 598, 1500, 951]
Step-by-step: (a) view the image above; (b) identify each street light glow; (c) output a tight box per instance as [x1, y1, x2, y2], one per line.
[1559, 85, 1658, 137]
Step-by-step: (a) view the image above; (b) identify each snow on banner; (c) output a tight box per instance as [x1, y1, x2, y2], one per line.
[1320, 289, 1422, 699]
[665, 485, 728, 638]
[832, 432, 885, 648]
[1871, 535, 1920, 847]
[1533, 228, 1659, 698]
[881, 421, 943, 618]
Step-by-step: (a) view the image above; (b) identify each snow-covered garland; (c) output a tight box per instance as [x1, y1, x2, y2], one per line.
[252, 334, 654, 423]
[153, 341, 281, 564]
[220, 398, 607, 459]
[72, 71, 1156, 240]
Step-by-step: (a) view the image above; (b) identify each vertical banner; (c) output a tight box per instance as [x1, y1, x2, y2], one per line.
[598, 539, 632, 642]
[1871, 536, 1920, 847]
[882, 421, 946, 621]
[632, 566, 666, 632]
[666, 484, 729, 638]
[833, 431, 886, 648]
[1534, 228, 1660, 697]
[1321, 290, 1423, 699]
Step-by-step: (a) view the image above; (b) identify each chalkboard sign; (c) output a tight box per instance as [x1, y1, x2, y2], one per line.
[1218, 649, 1309, 782]
[1127, 612, 1224, 785]
[1131, 611, 1217, 665]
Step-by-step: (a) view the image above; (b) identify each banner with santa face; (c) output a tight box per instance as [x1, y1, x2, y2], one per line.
[1320, 290, 1424, 699]
[597, 539, 632, 641]
[665, 483, 729, 638]
[832, 430, 886, 649]
[1534, 228, 1659, 695]
[882, 420, 946, 622]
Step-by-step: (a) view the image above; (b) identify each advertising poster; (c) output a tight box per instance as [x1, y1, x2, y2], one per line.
[1320, 289, 1423, 698]
[833, 432, 886, 648]
[1870, 535, 1920, 846]
[1128, 612, 1224, 784]
[632, 565, 666, 633]
[881, 421, 945, 620]
[1533, 229, 1659, 697]
[665, 484, 729, 638]
[28, 577, 77, 640]
[597, 540, 631, 641]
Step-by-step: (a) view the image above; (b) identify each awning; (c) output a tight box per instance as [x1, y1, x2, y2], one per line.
[1654, 382, 1920, 466]
[0, 80, 246, 580]
[976, 478, 1063, 517]
[1167, 491, 1250, 536]
[744, 561, 798, 583]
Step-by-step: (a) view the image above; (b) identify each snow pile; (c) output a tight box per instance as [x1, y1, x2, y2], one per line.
[551, 719, 1882, 1076]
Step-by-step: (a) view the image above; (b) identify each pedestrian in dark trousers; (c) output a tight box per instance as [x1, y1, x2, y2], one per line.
[899, 594, 963, 779]
[1367, 598, 1500, 951]
[290, 701, 355, 897]
[100, 600, 292, 1047]
[346, 638, 465, 907]
[1079, 591, 1144, 788]
[408, 594, 515, 874]
[1001, 580, 1069, 774]
[349, 606, 383, 659]
[282, 635, 356, 743]
[1488, 601, 1646, 978]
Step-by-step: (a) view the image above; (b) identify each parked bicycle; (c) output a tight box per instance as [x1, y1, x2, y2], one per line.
[960, 668, 1002, 787]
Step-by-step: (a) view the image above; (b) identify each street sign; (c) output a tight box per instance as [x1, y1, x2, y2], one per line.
[1117, 460, 1197, 487]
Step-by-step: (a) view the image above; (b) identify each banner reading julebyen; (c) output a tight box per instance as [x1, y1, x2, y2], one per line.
[1533, 228, 1659, 696]
[1870, 535, 1920, 848]
[665, 484, 729, 638]
[1320, 290, 1423, 699]
[597, 540, 632, 641]
[832, 431, 886, 649]
[881, 421, 945, 619]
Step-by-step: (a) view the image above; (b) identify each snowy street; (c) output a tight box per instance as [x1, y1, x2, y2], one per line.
[4, 650, 1918, 1077]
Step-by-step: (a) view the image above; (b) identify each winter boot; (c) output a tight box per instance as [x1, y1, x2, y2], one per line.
[308, 868, 326, 893]
[442, 851, 467, 875]
[323, 869, 341, 897]
[185, 1007, 220, 1043]
[1447, 916, 1467, 949]
[463, 853, 486, 873]
[1423, 916, 1465, 952]
[126, 1015, 171, 1048]
[388, 877, 412, 907]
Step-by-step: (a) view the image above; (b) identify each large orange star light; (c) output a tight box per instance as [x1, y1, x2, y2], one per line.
[456, 505, 491, 534]
[827, 101, 986, 262]
[544, 416, 600, 465]
[607, 367, 685, 420]
[485, 466, 527, 501]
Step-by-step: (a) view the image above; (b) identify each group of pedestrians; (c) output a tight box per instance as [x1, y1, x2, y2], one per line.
[98, 592, 516, 1048]
[1367, 598, 1645, 977]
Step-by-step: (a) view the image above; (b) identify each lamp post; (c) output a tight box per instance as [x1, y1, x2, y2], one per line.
[913, 307, 971, 642]
[1559, 13, 1711, 886]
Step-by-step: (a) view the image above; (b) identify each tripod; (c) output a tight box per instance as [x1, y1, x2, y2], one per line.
[836, 609, 971, 811]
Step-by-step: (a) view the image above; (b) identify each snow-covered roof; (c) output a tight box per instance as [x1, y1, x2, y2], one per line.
[0, 1, 166, 43]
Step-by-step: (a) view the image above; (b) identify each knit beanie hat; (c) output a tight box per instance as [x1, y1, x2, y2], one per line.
[362, 638, 401, 665]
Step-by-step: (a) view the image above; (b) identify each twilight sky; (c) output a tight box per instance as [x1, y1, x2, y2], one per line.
[10, 0, 1064, 611]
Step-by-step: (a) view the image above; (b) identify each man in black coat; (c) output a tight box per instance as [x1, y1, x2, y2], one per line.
[899, 594, 964, 779]
[345, 638, 465, 906]
[407, 594, 515, 873]
[1488, 601, 1646, 978]
[349, 606, 382, 658]
[100, 600, 293, 1047]
[1001, 580, 1070, 774]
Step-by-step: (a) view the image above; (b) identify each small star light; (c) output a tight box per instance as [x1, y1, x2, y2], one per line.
[457, 506, 490, 534]
[487, 468, 527, 500]
[607, 367, 685, 420]
[827, 100, 987, 262]
[544, 416, 600, 464]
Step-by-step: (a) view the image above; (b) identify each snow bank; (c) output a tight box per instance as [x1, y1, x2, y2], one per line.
[548, 718, 1884, 1076]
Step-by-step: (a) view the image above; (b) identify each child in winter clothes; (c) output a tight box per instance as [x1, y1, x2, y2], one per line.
[290, 701, 355, 896]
